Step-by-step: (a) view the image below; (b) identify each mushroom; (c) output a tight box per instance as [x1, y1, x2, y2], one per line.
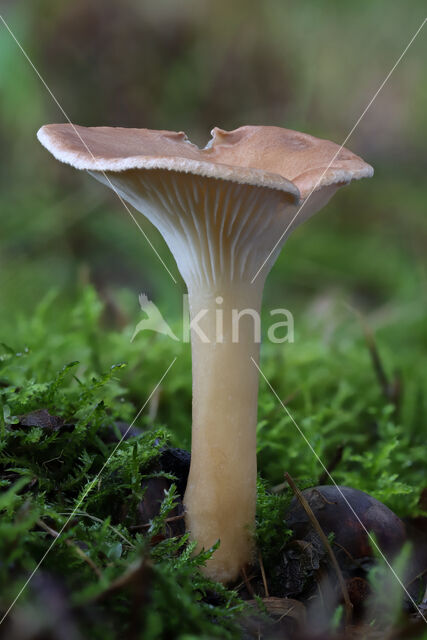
[37, 124, 373, 583]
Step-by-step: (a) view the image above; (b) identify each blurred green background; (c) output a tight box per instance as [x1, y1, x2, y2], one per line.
[0, 0, 426, 502]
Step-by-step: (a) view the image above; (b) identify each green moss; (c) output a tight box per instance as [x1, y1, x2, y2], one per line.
[0, 285, 426, 637]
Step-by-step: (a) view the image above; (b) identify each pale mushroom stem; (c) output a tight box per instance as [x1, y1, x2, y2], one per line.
[184, 280, 264, 583]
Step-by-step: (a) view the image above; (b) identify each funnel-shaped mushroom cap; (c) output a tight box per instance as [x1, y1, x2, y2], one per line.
[37, 123, 373, 583]
[37, 124, 372, 285]
[37, 124, 373, 196]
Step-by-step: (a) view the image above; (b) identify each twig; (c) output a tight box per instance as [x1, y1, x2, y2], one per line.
[91, 556, 152, 640]
[59, 510, 135, 548]
[318, 445, 344, 485]
[310, 488, 336, 506]
[258, 551, 269, 598]
[284, 473, 353, 625]
[404, 566, 427, 589]
[92, 557, 152, 602]
[241, 566, 256, 598]
[129, 514, 185, 530]
[37, 518, 102, 578]
[362, 320, 390, 397]
[42, 450, 64, 469]
[347, 304, 401, 407]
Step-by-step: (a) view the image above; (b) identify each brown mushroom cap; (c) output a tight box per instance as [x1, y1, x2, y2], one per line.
[37, 124, 373, 200]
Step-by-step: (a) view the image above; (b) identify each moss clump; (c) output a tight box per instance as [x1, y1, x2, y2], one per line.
[1, 286, 425, 638]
